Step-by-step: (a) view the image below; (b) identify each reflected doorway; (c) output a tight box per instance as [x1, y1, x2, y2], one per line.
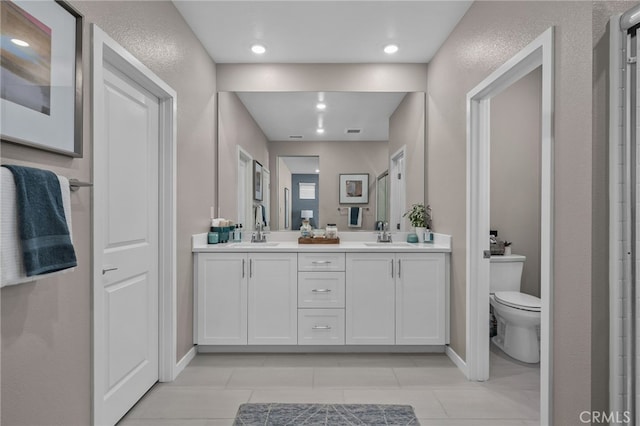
[278, 156, 320, 231]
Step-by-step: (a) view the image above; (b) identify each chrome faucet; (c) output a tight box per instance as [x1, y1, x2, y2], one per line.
[377, 222, 392, 243]
[251, 222, 267, 243]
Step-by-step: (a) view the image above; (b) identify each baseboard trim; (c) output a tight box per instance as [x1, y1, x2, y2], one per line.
[445, 345, 468, 376]
[174, 346, 196, 379]
[197, 345, 446, 353]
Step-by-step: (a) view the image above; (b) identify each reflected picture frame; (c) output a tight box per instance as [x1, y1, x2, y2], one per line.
[254, 160, 263, 201]
[0, 0, 83, 157]
[339, 173, 369, 204]
[283, 187, 290, 229]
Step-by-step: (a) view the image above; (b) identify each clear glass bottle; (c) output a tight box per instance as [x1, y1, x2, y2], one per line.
[233, 224, 241, 242]
[300, 219, 312, 237]
[326, 223, 338, 239]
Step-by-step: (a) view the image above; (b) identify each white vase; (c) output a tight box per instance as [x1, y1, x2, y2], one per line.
[415, 227, 426, 243]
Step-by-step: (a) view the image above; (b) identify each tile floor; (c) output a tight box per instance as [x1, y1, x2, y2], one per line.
[118, 345, 540, 426]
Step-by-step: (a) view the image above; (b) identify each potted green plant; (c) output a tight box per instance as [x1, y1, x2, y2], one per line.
[403, 203, 432, 242]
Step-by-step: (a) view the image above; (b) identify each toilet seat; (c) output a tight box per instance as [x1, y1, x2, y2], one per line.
[494, 291, 541, 312]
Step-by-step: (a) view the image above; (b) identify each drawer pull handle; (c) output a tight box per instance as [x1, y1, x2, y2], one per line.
[312, 325, 332, 330]
[312, 288, 332, 293]
[102, 266, 118, 275]
[312, 261, 331, 265]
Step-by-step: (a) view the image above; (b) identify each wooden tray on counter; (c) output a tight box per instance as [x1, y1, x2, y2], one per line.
[298, 237, 340, 244]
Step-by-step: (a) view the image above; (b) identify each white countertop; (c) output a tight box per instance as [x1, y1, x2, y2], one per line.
[192, 231, 451, 253]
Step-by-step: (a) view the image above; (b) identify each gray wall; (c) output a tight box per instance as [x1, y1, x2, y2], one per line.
[218, 92, 270, 221]
[268, 140, 388, 231]
[490, 67, 542, 297]
[1, 2, 217, 425]
[277, 158, 293, 229]
[426, 1, 619, 423]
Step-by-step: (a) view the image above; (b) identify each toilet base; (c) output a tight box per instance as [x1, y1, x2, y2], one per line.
[492, 331, 539, 364]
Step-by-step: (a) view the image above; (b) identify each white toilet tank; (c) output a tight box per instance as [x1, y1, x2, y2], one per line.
[490, 254, 526, 293]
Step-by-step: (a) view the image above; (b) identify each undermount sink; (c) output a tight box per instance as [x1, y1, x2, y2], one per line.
[226, 242, 280, 247]
[363, 242, 414, 247]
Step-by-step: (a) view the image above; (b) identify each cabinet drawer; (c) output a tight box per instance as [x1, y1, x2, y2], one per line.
[298, 272, 345, 308]
[298, 309, 345, 345]
[298, 253, 345, 272]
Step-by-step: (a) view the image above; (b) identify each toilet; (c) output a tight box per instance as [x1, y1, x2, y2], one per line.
[489, 254, 541, 363]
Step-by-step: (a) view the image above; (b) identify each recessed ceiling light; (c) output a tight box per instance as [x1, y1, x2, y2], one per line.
[384, 44, 399, 54]
[251, 44, 266, 54]
[315, 169, 320, 173]
[316, 103, 326, 111]
[316, 128, 325, 134]
[11, 38, 29, 47]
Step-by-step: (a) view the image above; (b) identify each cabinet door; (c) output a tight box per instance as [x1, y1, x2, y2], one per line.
[196, 253, 247, 345]
[248, 253, 298, 344]
[396, 253, 446, 344]
[346, 253, 395, 344]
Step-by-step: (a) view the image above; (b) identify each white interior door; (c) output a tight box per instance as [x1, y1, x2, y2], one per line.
[95, 63, 159, 426]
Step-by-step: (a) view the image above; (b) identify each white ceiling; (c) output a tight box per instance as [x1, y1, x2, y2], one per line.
[172, 1, 473, 63]
[281, 156, 320, 174]
[236, 91, 406, 141]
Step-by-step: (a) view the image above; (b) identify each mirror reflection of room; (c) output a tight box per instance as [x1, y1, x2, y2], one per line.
[217, 91, 426, 232]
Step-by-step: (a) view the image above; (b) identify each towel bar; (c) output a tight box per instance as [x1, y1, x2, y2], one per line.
[337, 207, 370, 211]
[69, 178, 93, 191]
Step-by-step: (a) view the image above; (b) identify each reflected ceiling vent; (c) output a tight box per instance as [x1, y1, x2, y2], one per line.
[345, 128, 362, 134]
[289, 135, 303, 139]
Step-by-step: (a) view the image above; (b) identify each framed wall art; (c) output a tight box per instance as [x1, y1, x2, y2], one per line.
[254, 160, 263, 201]
[339, 173, 369, 204]
[0, 0, 83, 157]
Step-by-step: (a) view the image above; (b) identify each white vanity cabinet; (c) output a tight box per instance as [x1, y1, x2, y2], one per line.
[193, 234, 451, 350]
[395, 253, 447, 345]
[346, 253, 396, 344]
[297, 253, 346, 345]
[247, 253, 298, 344]
[346, 252, 448, 345]
[195, 252, 247, 345]
[194, 252, 297, 345]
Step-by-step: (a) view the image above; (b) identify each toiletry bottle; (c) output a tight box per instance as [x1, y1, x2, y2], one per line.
[238, 224, 243, 241]
[208, 227, 219, 244]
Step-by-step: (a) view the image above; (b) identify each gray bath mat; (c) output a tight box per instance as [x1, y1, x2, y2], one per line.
[232, 403, 420, 425]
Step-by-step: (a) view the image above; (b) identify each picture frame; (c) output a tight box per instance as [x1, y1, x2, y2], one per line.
[339, 173, 369, 204]
[283, 187, 290, 229]
[254, 160, 263, 201]
[0, 0, 83, 157]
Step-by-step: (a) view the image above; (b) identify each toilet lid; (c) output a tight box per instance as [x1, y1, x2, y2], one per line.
[494, 291, 541, 312]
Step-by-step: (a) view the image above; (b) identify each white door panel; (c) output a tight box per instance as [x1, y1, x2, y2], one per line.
[98, 64, 159, 426]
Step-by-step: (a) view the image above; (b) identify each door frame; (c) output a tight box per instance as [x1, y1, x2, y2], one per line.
[389, 146, 407, 231]
[237, 146, 254, 229]
[91, 25, 177, 424]
[465, 27, 554, 424]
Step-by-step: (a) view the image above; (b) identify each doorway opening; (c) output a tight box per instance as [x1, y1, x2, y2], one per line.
[466, 27, 554, 425]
